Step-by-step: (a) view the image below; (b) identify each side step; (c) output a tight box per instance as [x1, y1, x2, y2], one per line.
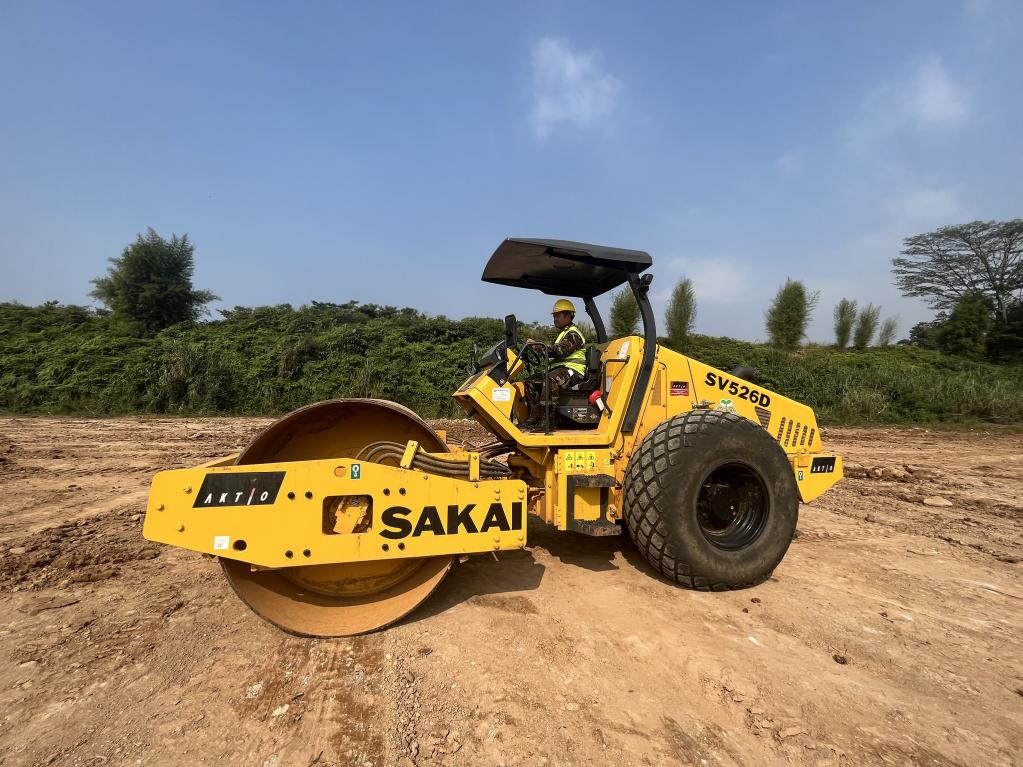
[566, 474, 622, 536]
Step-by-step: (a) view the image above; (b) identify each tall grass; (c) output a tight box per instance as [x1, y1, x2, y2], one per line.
[680, 334, 1023, 424]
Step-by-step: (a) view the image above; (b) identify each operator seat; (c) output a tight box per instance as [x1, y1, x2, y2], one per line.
[551, 346, 605, 428]
[562, 346, 602, 395]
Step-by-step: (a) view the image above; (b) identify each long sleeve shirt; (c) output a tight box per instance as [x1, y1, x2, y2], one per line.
[550, 328, 584, 360]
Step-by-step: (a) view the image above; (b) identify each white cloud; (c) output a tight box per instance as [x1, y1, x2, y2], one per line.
[828, 54, 972, 338]
[910, 56, 969, 127]
[802, 184, 965, 341]
[963, 0, 994, 17]
[529, 37, 622, 141]
[846, 55, 969, 146]
[776, 148, 803, 176]
[662, 256, 754, 304]
[885, 185, 961, 226]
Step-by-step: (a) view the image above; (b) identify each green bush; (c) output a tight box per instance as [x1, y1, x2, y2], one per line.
[2, 302, 1022, 425]
[853, 304, 881, 349]
[765, 279, 818, 351]
[609, 288, 640, 337]
[678, 334, 1023, 424]
[833, 298, 857, 348]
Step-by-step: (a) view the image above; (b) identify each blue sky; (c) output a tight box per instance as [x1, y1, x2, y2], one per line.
[1, 1, 1020, 341]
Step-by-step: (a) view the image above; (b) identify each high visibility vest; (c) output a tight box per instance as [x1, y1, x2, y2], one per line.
[553, 324, 587, 376]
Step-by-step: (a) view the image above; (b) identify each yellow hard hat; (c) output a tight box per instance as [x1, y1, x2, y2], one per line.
[552, 298, 576, 314]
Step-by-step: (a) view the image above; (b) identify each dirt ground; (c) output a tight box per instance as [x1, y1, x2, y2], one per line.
[0, 416, 1020, 767]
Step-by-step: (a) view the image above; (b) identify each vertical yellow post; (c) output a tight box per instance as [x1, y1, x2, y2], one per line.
[399, 440, 419, 469]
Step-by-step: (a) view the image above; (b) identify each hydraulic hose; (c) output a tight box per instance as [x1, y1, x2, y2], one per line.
[356, 441, 512, 479]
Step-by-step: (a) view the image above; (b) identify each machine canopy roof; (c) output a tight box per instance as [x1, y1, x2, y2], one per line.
[481, 238, 652, 298]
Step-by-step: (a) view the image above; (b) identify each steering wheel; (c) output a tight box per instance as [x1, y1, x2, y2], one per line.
[518, 340, 549, 379]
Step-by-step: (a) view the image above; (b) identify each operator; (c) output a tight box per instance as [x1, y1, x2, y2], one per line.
[522, 299, 587, 429]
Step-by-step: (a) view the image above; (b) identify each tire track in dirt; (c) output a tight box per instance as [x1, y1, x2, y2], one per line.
[0, 417, 1020, 766]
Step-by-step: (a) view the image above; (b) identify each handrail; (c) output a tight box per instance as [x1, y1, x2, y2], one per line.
[622, 273, 656, 433]
[584, 296, 607, 343]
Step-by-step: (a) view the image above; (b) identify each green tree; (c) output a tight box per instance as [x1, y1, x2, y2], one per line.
[90, 228, 218, 334]
[833, 298, 857, 348]
[908, 317, 943, 349]
[609, 287, 640, 337]
[573, 318, 596, 343]
[893, 219, 1023, 326]
[986, 300, 1023, 362]
[878, 316, 899, 348]
[936, 293, 994, 360]
[853, 304, 880, 349]
[765, 279, 818, 351]
[665, 277, 696, 351]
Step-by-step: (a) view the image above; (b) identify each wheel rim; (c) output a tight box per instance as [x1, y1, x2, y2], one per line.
[697, 462, 769, 550]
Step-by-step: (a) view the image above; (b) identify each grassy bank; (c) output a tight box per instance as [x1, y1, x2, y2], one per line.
[2, 302, 1021, 424]
[682, 335, 1023, 425]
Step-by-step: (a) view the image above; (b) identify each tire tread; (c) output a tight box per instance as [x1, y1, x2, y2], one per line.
[623, 410, 783, 591]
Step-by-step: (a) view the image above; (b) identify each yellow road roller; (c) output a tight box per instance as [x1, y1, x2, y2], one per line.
[143, 238, 843, 636]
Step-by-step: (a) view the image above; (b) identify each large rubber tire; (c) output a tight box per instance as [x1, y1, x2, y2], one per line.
[623, 410, 799, 590]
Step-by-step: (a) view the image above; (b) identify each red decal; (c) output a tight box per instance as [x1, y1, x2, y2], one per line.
[670, 381, 689, 396]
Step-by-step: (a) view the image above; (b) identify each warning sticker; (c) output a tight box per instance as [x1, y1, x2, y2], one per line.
[213, 535, 230, 550]
[491, 387, 511, 402]
[586, 451, 596, 469]
[670, 381, 690, 397]
[563, 451, 575, 471]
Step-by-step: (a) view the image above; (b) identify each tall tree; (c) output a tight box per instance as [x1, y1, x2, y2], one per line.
[609, 287, 640, 337]
[765, 279, 818, 351]
[878, 316, 899, 347]
[892, 219, 1023, 325]
[91, 228, 218, 334]
[853, 304, 880, 349]
[936, 293, 993, 360]
[986, 300, 1023, 362]
[833, 298, 857, 348]
[665, 277, 696, 351]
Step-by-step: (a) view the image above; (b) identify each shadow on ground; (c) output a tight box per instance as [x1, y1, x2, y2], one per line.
[405, 515, 682, 627]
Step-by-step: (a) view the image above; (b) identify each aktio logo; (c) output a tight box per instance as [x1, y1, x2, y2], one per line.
[193, 472, 286, 508]
[380, 502, 524, 539]
[811, 457, 837, 474]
